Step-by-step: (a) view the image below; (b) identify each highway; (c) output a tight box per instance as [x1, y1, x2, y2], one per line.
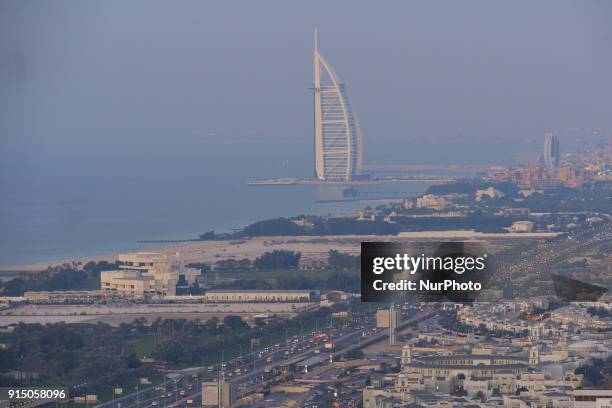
[95, 309, 434, 408]
[94, 316, 373, 408]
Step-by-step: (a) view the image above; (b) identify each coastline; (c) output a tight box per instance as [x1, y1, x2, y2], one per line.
[0, 230, 558, 274]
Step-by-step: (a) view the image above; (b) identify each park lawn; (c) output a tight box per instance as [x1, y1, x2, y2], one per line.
[129, 336, 158, 358]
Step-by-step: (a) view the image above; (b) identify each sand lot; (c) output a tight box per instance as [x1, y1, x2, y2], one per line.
[0, 232, 553, 272]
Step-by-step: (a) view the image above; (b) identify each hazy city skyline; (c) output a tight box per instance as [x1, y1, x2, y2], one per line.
[2, 1, 612, 173]
[0, 4, 610, 406]
[1, 1, 612, 265]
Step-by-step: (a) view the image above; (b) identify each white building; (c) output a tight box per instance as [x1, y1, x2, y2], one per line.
[101, 252, 199, 297]
[510, 221, 535, 233]
[416, 195, 447, 210]
[202, 381, 233, 408]
[475, 187, 505, 201]
[574, 390, 612, 408]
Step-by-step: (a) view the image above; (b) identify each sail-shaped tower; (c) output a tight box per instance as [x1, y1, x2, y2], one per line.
[313, 29, 363, 181]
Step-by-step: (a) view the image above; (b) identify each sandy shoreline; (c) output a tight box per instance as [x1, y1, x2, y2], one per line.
[0, 231, 558, 273]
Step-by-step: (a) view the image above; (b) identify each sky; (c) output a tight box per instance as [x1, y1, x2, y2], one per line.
[1, 0, 612, 177]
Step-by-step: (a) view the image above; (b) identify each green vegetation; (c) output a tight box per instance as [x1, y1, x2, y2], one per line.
[211, 270, 360, 292]
[0, 322, 154, 393]
[0, 306, 354, 395]
[0, 261, 117, 296]
[191, 181, 611, 240]
[393, 213, 514, 233]
[327, 250, 359, 270]
[253, 250, 301, 270]
[588, 307, 611, 319]
[196, 250, 361, 292]
[574, 356, 612, 388]
[193, 249, 361, 293]
[215, 258, 252, 271]
[203, 216, 400, 239]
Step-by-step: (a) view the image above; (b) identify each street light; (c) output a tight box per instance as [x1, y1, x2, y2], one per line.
[135, 381, 139, 408]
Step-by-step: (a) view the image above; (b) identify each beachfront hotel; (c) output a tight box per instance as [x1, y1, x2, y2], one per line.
[313, 29, 363, 181]
[100, 252, 199, 297]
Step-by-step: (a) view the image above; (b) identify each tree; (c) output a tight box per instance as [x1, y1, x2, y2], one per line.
[215, 258, 251, 271]
[327, 250, 359, 270]
[241, 218, 305, 236]
[199, 231, 216, 240]
[0, 348, 16, 370]
[253, 250, 301, 271]
[126, 352, 141, 369]
[223, 315, 249, 332]
[204, 317, 219, 335]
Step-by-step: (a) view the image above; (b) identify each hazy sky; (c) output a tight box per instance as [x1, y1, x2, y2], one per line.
[1, 1, 612, 174]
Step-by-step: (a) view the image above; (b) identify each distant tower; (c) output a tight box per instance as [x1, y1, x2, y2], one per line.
[401, 345, 412, 365]
[389, 304, 398, 345]
[313, 29, 364, 181]
[543, 132, 560, 172]
[529, 345, 540, 366]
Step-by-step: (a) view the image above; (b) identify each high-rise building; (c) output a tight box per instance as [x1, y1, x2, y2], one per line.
[313, 29, 363, 181]
[543, 132, 560, 172]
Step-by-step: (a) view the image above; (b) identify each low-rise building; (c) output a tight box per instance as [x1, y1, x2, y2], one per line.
[574, 390, 612, 408]
[23, 290, 106, 303]
[100, 252, 199, 298]
[201, 290, 314, 303]
[416, 195, 447, 210]
[475, 187, 505, 201]
[202, 381, 233, 407]
[510, 221, 535, 233]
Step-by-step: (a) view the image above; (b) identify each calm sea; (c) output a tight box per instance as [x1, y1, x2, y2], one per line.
[0, 141, 433, 267]
[0, 127, 536, 268]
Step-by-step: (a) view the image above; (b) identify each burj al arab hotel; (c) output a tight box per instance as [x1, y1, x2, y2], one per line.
[313, 29, 364, 182]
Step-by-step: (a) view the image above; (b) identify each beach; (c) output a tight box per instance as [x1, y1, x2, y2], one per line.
[0, 231, 558, 273]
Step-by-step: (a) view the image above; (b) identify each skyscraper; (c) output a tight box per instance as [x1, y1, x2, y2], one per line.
[313, 29, 363, 181]
[543, 132, 560, 172]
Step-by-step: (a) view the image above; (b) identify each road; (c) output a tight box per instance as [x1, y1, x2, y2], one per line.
[95, 309, 434, 408]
